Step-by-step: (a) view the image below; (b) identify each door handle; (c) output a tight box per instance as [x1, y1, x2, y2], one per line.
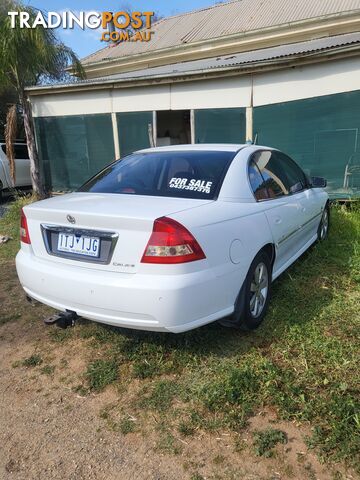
[274, 217, 282, 225]
[301, 207, 306, 213]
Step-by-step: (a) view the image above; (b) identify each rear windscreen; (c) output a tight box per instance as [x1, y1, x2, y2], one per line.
[79, 150, 236, 200]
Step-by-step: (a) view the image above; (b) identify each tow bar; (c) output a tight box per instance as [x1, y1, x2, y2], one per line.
[44, 310, 79, 329]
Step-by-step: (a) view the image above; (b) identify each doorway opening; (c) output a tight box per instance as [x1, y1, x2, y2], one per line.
[156, 110, 191, 146]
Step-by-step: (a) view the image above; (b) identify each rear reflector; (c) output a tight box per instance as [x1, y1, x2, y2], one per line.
[141, 217, 206, 264]
[20, 208, 31, 244]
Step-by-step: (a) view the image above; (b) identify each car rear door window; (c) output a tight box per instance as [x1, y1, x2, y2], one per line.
[251, 150, 289, 198]
[249, 150, 310, 201]
[79, 150, 236, 200]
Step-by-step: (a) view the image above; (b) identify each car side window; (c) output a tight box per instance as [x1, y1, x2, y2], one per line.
[248, 160, 269, 201]
[1, 144, 29, 159]
[274, 152, 308, 194]
[251, 151, 289, 199]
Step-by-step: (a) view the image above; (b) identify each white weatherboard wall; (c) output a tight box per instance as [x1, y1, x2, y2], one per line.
[30, 57, 360, 117]
[31, 90, 112, 117]
[112, 85, 171, 112]
[253, 57, 360, 106]
[170, 77, 252, 109]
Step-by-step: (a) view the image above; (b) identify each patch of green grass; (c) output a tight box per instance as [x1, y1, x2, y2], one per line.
[119, 417, 136, 434]
[178, 420, 195, 437]
[253, 428, 287, 457]
[40, 365, 55, 375]
[132, 359, 159, 379]
[156, 431, 182, 455]
[306, 394, 360, 465]
[233, 436, 247, 453]
[190, 474, 205, 480]
[0, 194, 36, 262]
[72, 384, 89, 396]
[200, 364, 259, 413]
[86, 358, 119, 391]
[48, 327, 74, 343]
[22, 354, 43, 367]
[139, 379, 180, 411]
[0, 312, 21, 326]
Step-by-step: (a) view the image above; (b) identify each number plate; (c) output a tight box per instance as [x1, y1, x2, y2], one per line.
[57, 233, 100, 258]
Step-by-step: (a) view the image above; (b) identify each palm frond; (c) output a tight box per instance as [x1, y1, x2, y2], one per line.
[0, 2, 86, 90]
[0, 1, 86, 198]
[5, 105, 17, 185]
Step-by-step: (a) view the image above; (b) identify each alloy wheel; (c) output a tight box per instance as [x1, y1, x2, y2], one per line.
[320, 209, 329, 240]
[249, 262, 269, 318]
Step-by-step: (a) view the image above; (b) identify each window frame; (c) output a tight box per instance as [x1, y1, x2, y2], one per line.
[247, 149, 310, 203]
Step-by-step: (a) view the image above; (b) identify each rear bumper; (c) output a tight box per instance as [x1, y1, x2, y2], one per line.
[15, 249, 234, 333]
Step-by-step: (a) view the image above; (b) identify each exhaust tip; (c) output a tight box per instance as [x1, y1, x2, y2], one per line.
[26, 294, 38, 306]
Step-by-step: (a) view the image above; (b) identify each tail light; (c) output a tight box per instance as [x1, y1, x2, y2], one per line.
[141, 217, 206, 264]
[20, 208, 31, 244]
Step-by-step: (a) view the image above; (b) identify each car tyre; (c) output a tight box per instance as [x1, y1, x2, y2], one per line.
[317, 204, 330, 242]
[220, 251, 272, 330]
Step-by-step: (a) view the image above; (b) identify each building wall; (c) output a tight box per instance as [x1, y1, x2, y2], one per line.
[254, 90, 360, 197]
[31, 57, 359, 117]
[31, 57, 360, 195]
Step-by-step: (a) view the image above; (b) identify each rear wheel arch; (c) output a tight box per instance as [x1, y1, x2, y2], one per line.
[219, 243, 274, 329]
[259, 243, 275, 271]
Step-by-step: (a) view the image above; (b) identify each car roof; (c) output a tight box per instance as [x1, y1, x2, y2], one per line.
[136, 144, 279, 155]
[137, 144, 248, 153]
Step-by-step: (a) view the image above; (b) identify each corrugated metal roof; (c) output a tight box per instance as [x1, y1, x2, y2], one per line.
[80, 33, 360, 83]
[27, 32, 360, 92]
[82, 0, 360, 65]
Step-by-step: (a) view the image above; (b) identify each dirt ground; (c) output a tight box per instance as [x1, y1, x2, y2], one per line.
[0, 261, 357, 480]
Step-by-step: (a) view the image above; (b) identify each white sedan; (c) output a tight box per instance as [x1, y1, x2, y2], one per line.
[0, 142, 31, 201]
[16, 145, 329, 333]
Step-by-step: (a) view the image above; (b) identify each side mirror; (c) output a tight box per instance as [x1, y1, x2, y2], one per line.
[310, 176, 327, 188]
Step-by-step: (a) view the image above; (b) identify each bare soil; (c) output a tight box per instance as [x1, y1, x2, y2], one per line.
[0, 261, 356, 480]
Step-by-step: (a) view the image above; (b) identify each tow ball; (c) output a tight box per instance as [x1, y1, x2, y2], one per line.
[44, 310, 79, 329]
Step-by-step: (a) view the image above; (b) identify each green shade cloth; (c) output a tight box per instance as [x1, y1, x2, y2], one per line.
[195, 108, 246, 144]
[254, 91, 360, 197]
[117, 111, 153, 158]
[35, 114, 115, 191]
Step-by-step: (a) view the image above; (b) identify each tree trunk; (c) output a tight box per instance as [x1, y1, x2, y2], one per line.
[20, 93, 46, 199]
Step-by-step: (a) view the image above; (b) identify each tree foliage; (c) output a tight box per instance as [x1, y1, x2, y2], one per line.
[0, 1, 84, 91]
[0, 0, 85, 196]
